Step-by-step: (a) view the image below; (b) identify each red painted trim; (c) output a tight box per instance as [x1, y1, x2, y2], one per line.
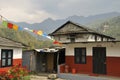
[107, 57, 120, 76]
[0, 59, 22, 72]
[65, 56, 92, 74]
[60, 56, 120, 77]
[13, 58, 22, 66]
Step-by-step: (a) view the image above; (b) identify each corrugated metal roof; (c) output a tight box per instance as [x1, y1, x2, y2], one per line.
[35, 48, 59, 53]
[0, 36, 26, 48]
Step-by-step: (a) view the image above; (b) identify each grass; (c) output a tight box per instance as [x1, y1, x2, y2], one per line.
[22, 76, 30, 80]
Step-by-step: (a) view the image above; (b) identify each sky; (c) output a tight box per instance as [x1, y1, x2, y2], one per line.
[0, 0, 120, 23]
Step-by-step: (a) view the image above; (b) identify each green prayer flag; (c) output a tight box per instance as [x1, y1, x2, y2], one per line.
[2, 21, 8, 27]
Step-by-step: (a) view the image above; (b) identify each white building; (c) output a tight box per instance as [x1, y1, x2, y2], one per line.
[49, 21, 120, 77]
[0, 36, 25, 71]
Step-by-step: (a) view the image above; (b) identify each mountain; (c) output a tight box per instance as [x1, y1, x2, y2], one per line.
[15, 12, 120, 34]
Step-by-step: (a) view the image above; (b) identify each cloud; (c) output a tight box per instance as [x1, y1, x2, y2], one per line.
[0, 0, 120, 23]
[0, 0, 58, 23]
[1, 7, 57, 23]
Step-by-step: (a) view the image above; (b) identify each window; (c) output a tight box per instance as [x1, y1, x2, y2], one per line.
[70, 34, 75, 42]
[74, 48, 86, 64]
[95, 35, 97, 41]
[101, 37, 103, 41]
[1, 49, 13, 67]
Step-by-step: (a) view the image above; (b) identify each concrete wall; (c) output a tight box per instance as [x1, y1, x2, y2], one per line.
[65, 42, 120, 57]
[63, 42, 120, 77]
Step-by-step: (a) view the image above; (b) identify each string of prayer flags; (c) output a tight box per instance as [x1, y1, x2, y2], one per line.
[0, 15, 62, 45]
[8, 23, 13, 29]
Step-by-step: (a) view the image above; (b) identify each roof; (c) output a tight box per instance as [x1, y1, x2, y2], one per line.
[0, 36, 27, 48]
[62, 40, 120, 44]
[35, 48, 59, 53]
[49, 21, 115, 39]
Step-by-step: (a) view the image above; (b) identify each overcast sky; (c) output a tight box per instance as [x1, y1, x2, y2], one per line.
[0, 0, 120, 23]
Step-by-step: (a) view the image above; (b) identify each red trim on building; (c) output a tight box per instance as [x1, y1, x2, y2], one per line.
[13, 58, 22, 65]
[60, 56, 120, 77]
[0, 59, 22, 72]
[107, 57, 120, 77]
[65, 56, 92, 74]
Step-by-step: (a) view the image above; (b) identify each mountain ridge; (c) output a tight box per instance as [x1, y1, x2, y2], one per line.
[14, 12, 120, 34]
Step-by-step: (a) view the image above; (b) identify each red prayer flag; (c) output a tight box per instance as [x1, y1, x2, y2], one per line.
[8, 23, 13, 29]
[53, 40, 60, 44]
[33, 30, 38, 34]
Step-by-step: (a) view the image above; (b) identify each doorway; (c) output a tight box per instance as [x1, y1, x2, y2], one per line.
[93, 47, 106, 74]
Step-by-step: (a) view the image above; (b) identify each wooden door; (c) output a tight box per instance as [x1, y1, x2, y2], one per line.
[93, 47, 106, 74]
[47, 53, 54, 72]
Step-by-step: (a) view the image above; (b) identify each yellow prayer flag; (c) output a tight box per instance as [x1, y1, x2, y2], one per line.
[37, 30, 43, 35]
[13, 24, 18, 30]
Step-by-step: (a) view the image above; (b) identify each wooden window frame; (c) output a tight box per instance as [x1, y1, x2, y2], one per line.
[1, 49, 13, 67]
[74, 47, 86, 64]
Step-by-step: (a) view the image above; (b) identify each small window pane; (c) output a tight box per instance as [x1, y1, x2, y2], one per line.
[82, 56, 85, 63]
[8, 51, 12, 58]
[2, 59, 6, 66]
[8, 59, 11, 65]
[82, 50, 85, 55]
[76, 56, 80, 63]
[2, 52, 6, 58]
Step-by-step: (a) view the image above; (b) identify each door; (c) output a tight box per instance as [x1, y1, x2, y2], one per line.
[36, 53, 47, 72]
[93, 47, 106, 74]
[47, 53, 54, 72]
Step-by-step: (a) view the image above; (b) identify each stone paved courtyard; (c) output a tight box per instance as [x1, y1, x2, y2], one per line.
[30, 73, 120, 80]
[30, 75, 66, 80]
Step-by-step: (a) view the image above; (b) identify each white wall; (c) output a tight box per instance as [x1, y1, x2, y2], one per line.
[0, 46, 22, 60]
[65, 42, 120, 57]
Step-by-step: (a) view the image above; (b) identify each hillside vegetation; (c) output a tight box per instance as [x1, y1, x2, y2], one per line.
[0, 24, 53, 49]
[88, 16, 120, 40]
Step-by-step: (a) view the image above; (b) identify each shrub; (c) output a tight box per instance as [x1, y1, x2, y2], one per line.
[0, 64, 29, 80]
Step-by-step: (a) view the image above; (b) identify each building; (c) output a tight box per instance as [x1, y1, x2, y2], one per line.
[49, 21, 120, 77]
[0, 36, 26, 72]
[23, 47, 65, 73]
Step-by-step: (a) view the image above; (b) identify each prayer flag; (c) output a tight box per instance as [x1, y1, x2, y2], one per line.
[42, 33, 47, 37]
[18, 26, 23, 31]
[2, 21, 8, 27]
[53, 40, 60, 44]
[13, 24, 18, 30]
[33, 30, 38, 34]
[29, 30, 33, 32]
[8, 23, 13, 29]
[37, 30, 43, 35]
[24, 28, 29, 30]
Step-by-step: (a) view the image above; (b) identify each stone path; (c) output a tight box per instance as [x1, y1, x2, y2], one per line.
[58, 73, 120, 80]
[30, 74, 120, 80]
[30, 75, 66, 80]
